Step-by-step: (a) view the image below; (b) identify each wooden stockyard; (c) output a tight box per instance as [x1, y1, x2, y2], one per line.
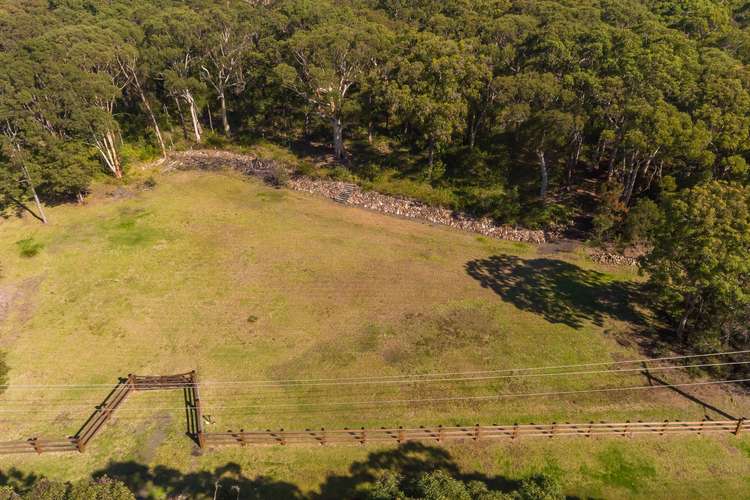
[0, 371, 746, 455]
[0, 371, 205, 455]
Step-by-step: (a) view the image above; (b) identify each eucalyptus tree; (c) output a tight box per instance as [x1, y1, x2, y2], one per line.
[110, 26, 168, 158]
[693, 47, 750, 180]
[143, 7, 209, 143]
[384, 31, 469, 174]
[275, 9, 392, 159]
[22, 25, 130, 178]
[644, 181, 750, 345]
[199, 5, 258, 136]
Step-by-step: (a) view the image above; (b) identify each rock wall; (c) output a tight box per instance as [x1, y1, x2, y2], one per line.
[288, 177, 549, 244]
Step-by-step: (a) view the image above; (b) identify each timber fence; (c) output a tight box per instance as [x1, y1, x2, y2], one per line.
[203, 419, 749, 448]
[0, 370, 746, 455]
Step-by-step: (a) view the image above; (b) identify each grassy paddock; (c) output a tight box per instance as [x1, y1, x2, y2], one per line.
[0, 169, 749, 498]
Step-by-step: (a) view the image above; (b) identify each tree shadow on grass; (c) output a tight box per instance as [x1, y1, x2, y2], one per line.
[91, 443, 518, 499]
[465, 254, 644, 329]
[92, 461, 303, 500]
[0, 468, 41, 492]
[313, 442, 519, 499]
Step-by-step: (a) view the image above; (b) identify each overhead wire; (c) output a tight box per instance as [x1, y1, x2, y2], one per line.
[2, 349, 749, 390]
[0, 377, 746, 414]
[1, 359, 747, 404]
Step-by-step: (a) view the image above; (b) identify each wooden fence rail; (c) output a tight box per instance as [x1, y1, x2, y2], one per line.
[202, 418, 748, 448]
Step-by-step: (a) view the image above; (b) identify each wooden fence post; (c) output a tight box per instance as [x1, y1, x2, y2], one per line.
[30, 438, 42, 454]
[321, 427, 327, 446]
[398, 426, 404, 444]
[512, 423, 519, 440]
[661, 420, 669, 436]
[438, 425, 444, 443]
[735, 417, 746, 436]
[474, 424, 481, 441]
[360, 427, 367, 445]
[191, 371, 206, 449]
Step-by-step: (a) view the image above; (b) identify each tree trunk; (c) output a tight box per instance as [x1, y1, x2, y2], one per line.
[428, 138, 435, 176]
[174, 95, 189, 140]
[131, 71, 166, 158]
[20, 163, 47, 224]
[537, 149, 548, 202]
[94, 129, 122, 179]
[566, 134, 582, 186]
[218, 91, 230, 136]
[606, 150, 617, 180]
[183, 90, 202, 143]
[622, 154, 648, 206]
[367, 95, 374, 145]
[332, 117, 344, 159]
[677, 294, 698, 343]
[107, 129, 122, 178]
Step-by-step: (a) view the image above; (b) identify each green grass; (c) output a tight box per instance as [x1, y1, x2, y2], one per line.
[0, 169, 749, 498]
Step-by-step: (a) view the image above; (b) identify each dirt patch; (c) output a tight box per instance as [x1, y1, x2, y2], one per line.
[0, 275, 44, 347]
[135, 412, 173, 463]
[0, 286, 13, 327]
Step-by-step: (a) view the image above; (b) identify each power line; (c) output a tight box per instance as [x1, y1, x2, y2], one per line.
[2, 359, 745, 401]
[2, 349, 749, 389]
[197, 378, 750, 410]
[0, 378, 746, 414]
[3, 361, 750, 402]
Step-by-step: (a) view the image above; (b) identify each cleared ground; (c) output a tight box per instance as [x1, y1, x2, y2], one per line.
[0, 168, 749, 498]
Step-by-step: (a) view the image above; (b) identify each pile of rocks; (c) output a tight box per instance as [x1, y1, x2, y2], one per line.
[588, 250, 640, 266]
[169, 150, 281, 181]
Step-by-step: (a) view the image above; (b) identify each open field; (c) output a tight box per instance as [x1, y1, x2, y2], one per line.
[1, 168, 749, 498]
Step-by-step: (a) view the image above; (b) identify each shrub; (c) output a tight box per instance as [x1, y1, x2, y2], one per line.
[120, 141, 160, 167]
[140, 176, 157, 190]
[591, 180, 626, 243]
[622, 198, 662, 244]
[203, 131, 229, 148]
[16, 237, 43, 258]
[521, 202, 575, 231]
[268, 162, 290, 187]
